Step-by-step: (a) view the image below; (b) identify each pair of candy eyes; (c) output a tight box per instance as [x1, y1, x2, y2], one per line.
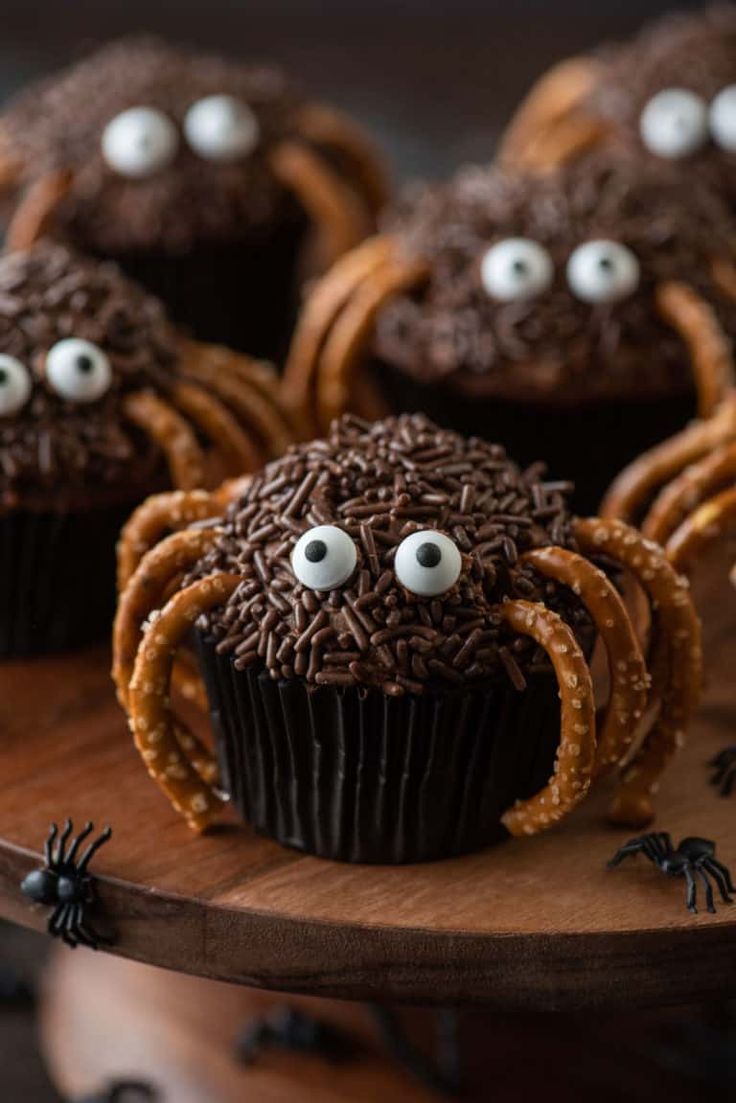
[0, 340, 111, 417]
[292, 525, 462, 597]
[102, 95, 259, 179]
[640, 85, 736, 160]
[480, 238, 639, 305]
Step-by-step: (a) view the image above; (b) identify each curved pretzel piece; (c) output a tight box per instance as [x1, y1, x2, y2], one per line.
[172, 380, 262, 475]
[181, 342, 295, 458]
[601, 393, 736, 523]
[521, 547, 648, 777]
[295, 103, 390, 215]
[117, 489, 220, 591]
[123, 391, 207, 490]
[281, 235, 394, 428]
[656, 282, 735, 419]
[128, 574, 241, 831]
[574, 519, 703, 828]
[270, 140, 372, 269]
[5, 168, 74, 251]
[666, 486, 736, 575]
[498, 601, 596, 837]
[497, 56, 607, 170]
[315, 251, 429, 432]
[643, 442, 736, 546]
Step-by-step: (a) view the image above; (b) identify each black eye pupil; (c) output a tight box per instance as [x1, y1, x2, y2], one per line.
[305, 539, 328, 563]
[0, 369, 7, 385]
[598, 256, 613, 272]
[416, 542, 442, 569]
[511, 258, 528, 276]
[76, 355, 94, 374]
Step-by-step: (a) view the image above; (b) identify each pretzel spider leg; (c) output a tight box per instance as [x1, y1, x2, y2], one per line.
[643, 442, 736, 546]
[171, 379, 263, 476]
[521, 547, 648, 777]
[656, 281, 735, 419]
[117, 488, 221, 591]
[497, 601, 596, 835]
[129, 573, 241, 831]
[665, 486, 736, 576]
[5, 168, 74, 251]
[122, 391, 208, 490]
[575, 519, 703, 828]
[294, 102, 391, 216]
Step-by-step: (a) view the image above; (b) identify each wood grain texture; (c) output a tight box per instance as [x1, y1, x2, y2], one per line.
[0, 560, 734, 1010]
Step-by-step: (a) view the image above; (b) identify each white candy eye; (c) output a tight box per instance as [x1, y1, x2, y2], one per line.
[709, 85, 736, 152]
[480, 238, 554, 302]
[394, 531, 462, 597]
[0, 355, 31, 417]
[184, 95, 260, 162]
[46, 339, 112, 404]
[639, 88, 709, 159]
[566, 240, 640, 304]
[102, 107, 179, 178]
[291, 525, 357, 591]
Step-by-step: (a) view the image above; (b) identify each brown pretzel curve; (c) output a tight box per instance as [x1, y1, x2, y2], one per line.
[521, 546, 648, 777]
[5, 168, 73, 251]
[656, 281, 735, 419]
[122, 391, 207, 490]
[172, 380, 262, 475]
[575, 518, 702, 828]
[117, 488, 219, 591]
[665, 486, 736, 575]
[295, 102, 390, 215]
[128, 573, 241, 831]
[498, 600, 596, 836]
[643, 441, 736, 546]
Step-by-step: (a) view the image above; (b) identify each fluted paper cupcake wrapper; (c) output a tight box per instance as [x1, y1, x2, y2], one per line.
[0, 503, 135, 657]
[198, 637, 563, 865]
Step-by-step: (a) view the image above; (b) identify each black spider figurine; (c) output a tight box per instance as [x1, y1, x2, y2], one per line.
[20, 820, 112, 949]
[608, 833, 734, 914]
[236, 1007, 358, 1066]
[710, 746, 736, 797]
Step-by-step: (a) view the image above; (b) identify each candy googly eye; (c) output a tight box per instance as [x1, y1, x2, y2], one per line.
[394, 530, 462, 597]
[46, 339, 113, 404]
[709, 85, 736, 152]
[480, 238, 554, 302]
[184, 95, 260, 162]
[102, 107, 179, 178]
[566, 240, 640, 304]
[639, 88, 709, 159]
[291, 525, 358, 591]
[0, 355, 32, 417]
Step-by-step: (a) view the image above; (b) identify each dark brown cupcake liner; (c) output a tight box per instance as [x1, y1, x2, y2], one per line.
[198, 636, 564, 864]
[374, 358, 696, 516]
[0, 502, 136, 657]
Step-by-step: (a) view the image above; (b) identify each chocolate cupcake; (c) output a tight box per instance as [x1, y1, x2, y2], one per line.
[114, 414, 702, 858]
[283, 152, 736, 512]
[499, 4, 736, 201]
[0, 241, 293, 656]
[0, 37, 389, 359]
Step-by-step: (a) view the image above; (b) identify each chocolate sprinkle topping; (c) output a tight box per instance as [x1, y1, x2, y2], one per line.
[375, 151, 736, 402]
[194, 413, 591, 695]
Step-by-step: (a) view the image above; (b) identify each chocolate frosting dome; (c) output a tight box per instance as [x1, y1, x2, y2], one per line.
[196, 413, 591, 696]
[0, 37, 303, 253]
[373, 153, 736, 402]
[0, 242, 178, 507]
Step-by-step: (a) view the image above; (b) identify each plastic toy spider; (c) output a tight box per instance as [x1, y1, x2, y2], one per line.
[237, 1008, 357, 1066]
[608, 833, 734, 914]
[21, 820, 112, 949]
[710, 746, 736, 796]
[112, 415, 703, 833]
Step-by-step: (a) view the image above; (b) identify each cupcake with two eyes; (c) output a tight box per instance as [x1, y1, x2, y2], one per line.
[283, 151, 736, 512]
[0, 37, 389, 359]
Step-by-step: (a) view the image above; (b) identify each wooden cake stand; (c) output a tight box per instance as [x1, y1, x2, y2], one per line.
[0, 566, 734, 1100]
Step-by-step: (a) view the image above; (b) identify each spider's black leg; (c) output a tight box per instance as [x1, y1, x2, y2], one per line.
[77, 825, 112, 873]
[608, 840, 646, 867]
[702, 859, 734, 904]
[44, 823, 58, 870]
[655, 833, 673, 859]
[55, 819, 74, 867]
[705, 856, 735, 895]
[48, 903, 70, 938]
[696, 868, 716, 914]
[684, 867, 698, 914]
[65, 822, 94, 867]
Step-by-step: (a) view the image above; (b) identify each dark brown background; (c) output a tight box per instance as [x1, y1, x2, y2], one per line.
[0, 2, 729, 1101]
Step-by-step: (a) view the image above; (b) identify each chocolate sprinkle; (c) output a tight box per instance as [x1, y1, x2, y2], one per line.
[193, 413, 592, 695]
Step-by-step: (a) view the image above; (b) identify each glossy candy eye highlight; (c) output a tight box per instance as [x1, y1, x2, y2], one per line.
[639, 88, 709, 159]
[394, 530, 462, 597]
[709, 85, 736, 152]
[184, 95, 260, 162]
[0, 355, 32, 417]
[480, 238, 554, 302]
[102, 107, 179, 178]
[566, 240, 640, 304]
[46, 339, 113, 403]
[291, 525, 357, 591]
